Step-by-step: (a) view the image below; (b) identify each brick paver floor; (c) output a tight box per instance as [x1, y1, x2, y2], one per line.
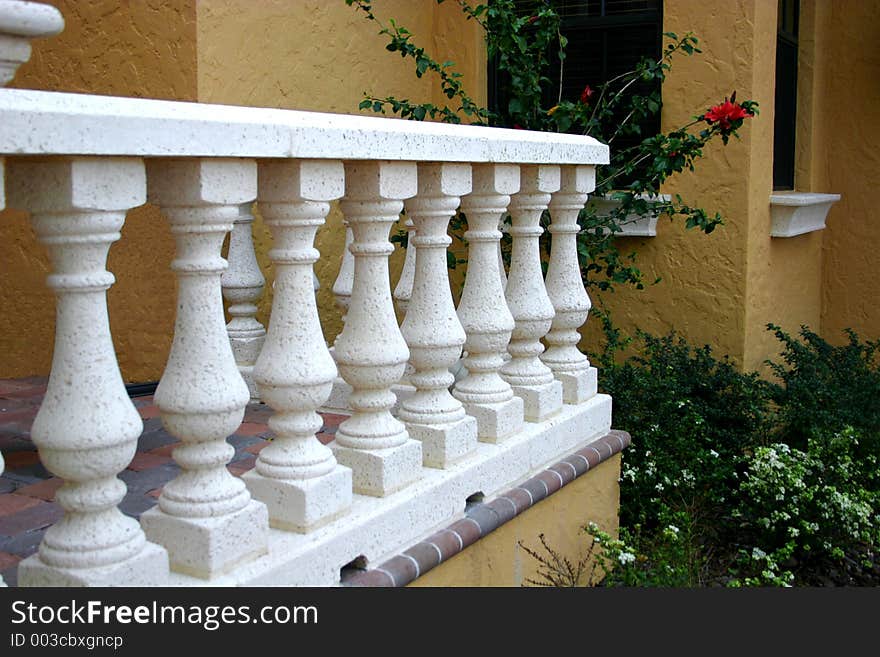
[0, 377, 348, 586]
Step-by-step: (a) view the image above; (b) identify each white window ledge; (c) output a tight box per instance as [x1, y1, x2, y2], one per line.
[770, 191, 841, 238]
[588, 193, 671, 237]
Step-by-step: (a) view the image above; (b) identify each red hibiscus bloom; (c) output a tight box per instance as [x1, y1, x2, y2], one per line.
[704, 92, 752, 131]
[580, 84, 594, 105]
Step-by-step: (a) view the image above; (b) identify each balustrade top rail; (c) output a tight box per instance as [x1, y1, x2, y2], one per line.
[0, 88, 609, 164]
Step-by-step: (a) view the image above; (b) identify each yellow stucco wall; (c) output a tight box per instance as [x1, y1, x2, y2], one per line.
[1, 0, 196, 382]
[195, 0, 485, 344]
[817, 1, 880, 343]
[409, 454, 621, 587]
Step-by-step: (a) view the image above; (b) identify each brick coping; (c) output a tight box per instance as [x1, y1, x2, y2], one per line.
[342, 429, 631, 587]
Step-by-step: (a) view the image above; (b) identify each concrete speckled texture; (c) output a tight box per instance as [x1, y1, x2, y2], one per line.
[0, 378, 341, 586]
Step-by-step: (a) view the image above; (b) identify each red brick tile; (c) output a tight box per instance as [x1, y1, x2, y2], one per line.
[13, 478, 63, 502]
[536, 469, 563, 495]
[0, 492, 42, 515]
[3, 451, 40, 469]
[237, 422, 269, 437]
[502, 487, 533, 514]
[0, 551, 22, 570]
[148, 443, 178, 458]
[244, 441, 269, 455]
[343, 569, 395, 587]
[127, 452, 173, 472]
[138, 405, 161, 419]
[424, 529, 463, 561]
[0, 501, 64, 535]
[317, 432, 333, 445]
[320, 413, 348, 430]
[228, 456, 256, 476]
[448, 517, 482, 549]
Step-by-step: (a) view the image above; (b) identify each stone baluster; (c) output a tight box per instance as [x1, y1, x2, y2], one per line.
[140, 158, 269, 579]
[501, 165, 563, 422]
[399, 163, 477, 468]
[0, 0, 64, 85]
[452, 164, 524, 442]
[8, 157, 169, 586]
[497, 220, 509, 290]
[330, 161, 422, 496]
[332, 219, 355, 320]
[543, 165, 598, 403]
[242, 160, 352, 531]
[393, 215, 416, 314]
[221, 203, 266, 401]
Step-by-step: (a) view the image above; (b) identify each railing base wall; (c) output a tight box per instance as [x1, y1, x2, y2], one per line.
[162, 394, 611, 586]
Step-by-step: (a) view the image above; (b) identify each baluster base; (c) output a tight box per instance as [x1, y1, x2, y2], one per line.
[407, 415, 478, 469]
[140, 499, 269, 579]
[17, 542, 169, 587]
[243, 465, 352, 533]
[461, 397, 524, 443]
[550, 366, 598, 405]
[510, 380, 564, 423]
[329, 439, 422, 497]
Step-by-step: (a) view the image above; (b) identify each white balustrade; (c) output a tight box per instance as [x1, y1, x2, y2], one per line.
[8, 157, 169, 586]
[0, 16, 612, 583]
[243, 159, 352, 531]
[330, 161, 423, 496]
[399, 163, 477, 468]
[501, 165, 563, 422]
[140, 158, 269, 579]
[452, 164, 525, 442]
[221, 202, 266, 401]
[543, 165, 598, 402]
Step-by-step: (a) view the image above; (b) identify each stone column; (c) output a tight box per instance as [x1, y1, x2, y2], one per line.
[140, 158, 269, 579]
[243, 160, 352, 532]
[501, 165, 563, 422]
[221, 203, 266, 401]
[543, 165, 598, 402]
[9, 157, 169, 587]
[330, 161, 422, 496]
[399, 163, 477, 468]
[332, 220, 355, 320]
[452, 164, 524, 442]
[393, 216, 416, 315]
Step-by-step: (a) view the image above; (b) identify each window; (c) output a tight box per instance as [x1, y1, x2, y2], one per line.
[773, 0, 799, 190]
[488, 1, 662, 183]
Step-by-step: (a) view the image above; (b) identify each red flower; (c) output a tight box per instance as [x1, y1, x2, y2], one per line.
[580, 84, 594, 105]
[512, 123, 524, 130]
[703, 92, 752, 131]
[527, 15, 538, 24]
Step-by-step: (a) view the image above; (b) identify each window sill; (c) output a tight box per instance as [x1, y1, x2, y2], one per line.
[769, 191, 841, 238]
[588, 193, 671, 237]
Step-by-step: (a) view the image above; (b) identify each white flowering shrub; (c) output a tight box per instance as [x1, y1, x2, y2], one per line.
[731, 428, 880, 585]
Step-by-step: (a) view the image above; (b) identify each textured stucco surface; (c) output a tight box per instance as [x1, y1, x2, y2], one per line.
[817, 1, 880, 343]
[0, 0, 196, 381]
[196, 0, 485, 343]
[586, 0, 762, 367]
[409, 453, 621, 587]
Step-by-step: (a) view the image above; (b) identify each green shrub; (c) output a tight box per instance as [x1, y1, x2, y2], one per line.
[730, 428, 880, 586]
[766, 324, 880, 456]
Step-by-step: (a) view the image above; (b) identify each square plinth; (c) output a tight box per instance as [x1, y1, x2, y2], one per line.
[243, 464, 352, 533]
[140, 499, 269, 579]
[555, 366, 598, 404]
[406, 415, 479, 469]
[462, 396, 524, 444]
[17, 542, 169, 587]
[329, 438, 422, 497]
[511, 379, 564, 422]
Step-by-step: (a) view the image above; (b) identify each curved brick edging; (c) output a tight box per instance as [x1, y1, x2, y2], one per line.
[342, 429, 632, 587]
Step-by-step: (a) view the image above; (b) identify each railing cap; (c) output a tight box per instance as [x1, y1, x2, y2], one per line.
[0, 88, 610, 166]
